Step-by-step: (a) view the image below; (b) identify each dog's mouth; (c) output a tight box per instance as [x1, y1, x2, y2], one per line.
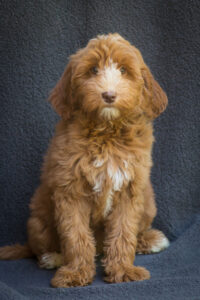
[100, 107, 120, 120]
[99, 90, 121, 120]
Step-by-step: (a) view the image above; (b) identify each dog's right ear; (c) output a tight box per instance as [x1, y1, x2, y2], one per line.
[48, 60, 73, 120]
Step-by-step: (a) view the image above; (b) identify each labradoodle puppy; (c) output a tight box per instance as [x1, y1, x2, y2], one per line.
[0, 33, 169, 287]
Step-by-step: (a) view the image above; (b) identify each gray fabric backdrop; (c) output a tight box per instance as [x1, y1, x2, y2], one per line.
[0, 1, 200, 299]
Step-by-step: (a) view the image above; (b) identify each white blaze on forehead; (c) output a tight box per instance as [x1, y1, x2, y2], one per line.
[100, 61, 121, 91]
[97, 34, 123, 42]
[99, 60, 122, 120]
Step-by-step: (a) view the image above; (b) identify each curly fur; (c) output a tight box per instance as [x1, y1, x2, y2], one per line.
[0, 33, 169, 287]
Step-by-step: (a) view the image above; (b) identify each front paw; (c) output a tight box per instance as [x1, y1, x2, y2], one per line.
[51, 265, 95, 288]
[104, 265, 150, 283]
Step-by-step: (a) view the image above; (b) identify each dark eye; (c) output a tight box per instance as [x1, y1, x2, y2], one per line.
[120, 66, 126, 74]
[91, 66, 98, 75]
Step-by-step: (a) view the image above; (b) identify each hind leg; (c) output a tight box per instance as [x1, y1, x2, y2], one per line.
[27, 185, 60, 262]
[136, 229, 169, 254]
[136, 180, 169, 254]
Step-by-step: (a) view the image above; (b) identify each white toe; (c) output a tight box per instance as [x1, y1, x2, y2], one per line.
[39, 252, 63, 269]
[151, 235, 170, 253]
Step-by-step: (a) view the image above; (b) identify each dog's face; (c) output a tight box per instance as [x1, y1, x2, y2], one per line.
[49, 34, 168, 121]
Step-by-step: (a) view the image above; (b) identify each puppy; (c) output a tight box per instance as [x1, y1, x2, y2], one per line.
[0, 33, 169, 287]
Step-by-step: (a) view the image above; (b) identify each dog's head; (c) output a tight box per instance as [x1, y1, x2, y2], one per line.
[49, 33, 168, 121]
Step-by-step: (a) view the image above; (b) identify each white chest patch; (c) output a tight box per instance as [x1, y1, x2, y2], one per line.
[93, 172, 105, 193]
[93, 159, 131, 217]
[107, 162, 130, 191]
[103, 188, 114, 217]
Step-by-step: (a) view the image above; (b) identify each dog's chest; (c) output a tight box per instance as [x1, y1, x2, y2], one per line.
[91, 157, 132, 217]
[92, 158, 131, 193]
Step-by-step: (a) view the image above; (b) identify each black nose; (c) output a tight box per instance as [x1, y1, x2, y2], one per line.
[102, 91, 116, 103]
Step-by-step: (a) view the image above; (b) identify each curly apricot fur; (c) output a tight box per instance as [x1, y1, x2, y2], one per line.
[0, 33, 169, 287]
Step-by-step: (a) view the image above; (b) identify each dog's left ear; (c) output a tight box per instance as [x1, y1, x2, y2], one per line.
[48, 60, 73, 120]
[141, 67, 168, 119]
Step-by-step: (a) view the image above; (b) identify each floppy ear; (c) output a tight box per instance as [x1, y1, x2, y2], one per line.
[48, 60, 73, 120]
[141, 67, 168, 119]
